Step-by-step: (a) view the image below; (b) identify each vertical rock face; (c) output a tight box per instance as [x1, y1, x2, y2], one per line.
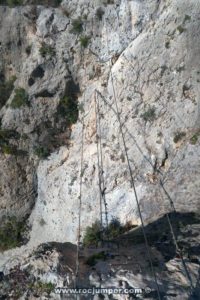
[0, 4, 77, 220]
[0, 0, 199, 248]
[0, 1, 200, 299]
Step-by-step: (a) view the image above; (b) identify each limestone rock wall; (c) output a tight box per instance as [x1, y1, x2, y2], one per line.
[0, 0, 199, 246]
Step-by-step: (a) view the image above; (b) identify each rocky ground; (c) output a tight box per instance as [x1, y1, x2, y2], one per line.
[0, 0, 200, 299]
[0, 212, 200, 299]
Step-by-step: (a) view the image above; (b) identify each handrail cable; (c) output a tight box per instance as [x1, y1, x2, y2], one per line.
[75, 116, 85, 290]
[94, 90, 103, 233]
[160, 186, 194, 292]
[95, 90, 109, 230]
[96, 86, 194, 292]
[99, 25, 194, 291]
[105, 24, 162, 300]
[74, 17, 194, 294]
[74, 61, 89, 290]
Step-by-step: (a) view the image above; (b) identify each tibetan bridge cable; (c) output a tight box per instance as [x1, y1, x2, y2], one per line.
[94, 90, 103, 231]
[75, 115, 85, 290]
[74, 15, 194, 294]
[94, 89, 109, 232]
[159, 184, 194, 292]
[75, 60, 89, 289]
[104, 25, 162, 300]
[121, 54, 194, 292]
[100, 25, 194, 293]
[96, 88, 194, 294]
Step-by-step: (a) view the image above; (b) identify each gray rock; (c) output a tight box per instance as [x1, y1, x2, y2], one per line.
[0, 0, 199, 298]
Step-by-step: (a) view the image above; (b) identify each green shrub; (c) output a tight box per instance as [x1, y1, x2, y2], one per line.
[0, 128, 20, 141]
[1, 144, 17, 155]
[190, 135, 198, 145]
[39, 42, 55, 58]
[0, 216, 27, 251]
[57, 95, 78, 125]
[70, 18, 83, 34]
[34, 146, 50, 159]
[190, 134, 199, 145]
[177, 25, 186, 34]
[79, 35, 90, 48]
[106, 218, 122, 238]
[0, 144, 25, 156]
[83, 218, 133, 247]
[34, 281, 55, 295]
[0, 129, 20, 155]
[141, 106, 156, 122]
[184, 15, 191, 22]
[10, 88, 29, 109]
[54, 0, 62, 5]
[0, 129, 20, 154]
[173, 131, 186, 143]
[85, 251, 106, 266]
[83, 220, 102, 247]
[0, 76, 16, 109]
[6, 0, 23, 6]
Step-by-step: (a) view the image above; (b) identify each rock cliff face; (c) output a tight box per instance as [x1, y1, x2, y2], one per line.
[0, 0, 200, 299]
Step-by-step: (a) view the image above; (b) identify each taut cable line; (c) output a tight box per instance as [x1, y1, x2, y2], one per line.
[94, 40, 194, 291]
[75, 60, 89, 290]
[104, 23, 162, 300]
[75, 116, 85, 290]
[94, 89, 103, 235]
[95, 90, 109, 231]
[96, 84, 195, 293]
[159, 188, 194, 292]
